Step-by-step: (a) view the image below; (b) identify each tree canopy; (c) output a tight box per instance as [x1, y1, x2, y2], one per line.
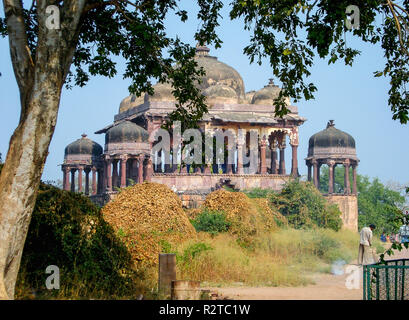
[2, 0, 409, 123]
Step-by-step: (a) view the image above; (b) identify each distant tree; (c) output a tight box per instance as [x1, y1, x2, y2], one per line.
[270, 179, 342, 231]
[357, 175, 406, 235]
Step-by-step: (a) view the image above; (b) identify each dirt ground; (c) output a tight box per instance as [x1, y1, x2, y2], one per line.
[205, 246, 409, 300]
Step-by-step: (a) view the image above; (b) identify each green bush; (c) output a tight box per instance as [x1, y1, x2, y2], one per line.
[15, 182, 140, 299]
[270, 179, 343, 231]
[178, 242, 213, 264]
[191, 209, 231, 235]
[243, 188, 271, 199]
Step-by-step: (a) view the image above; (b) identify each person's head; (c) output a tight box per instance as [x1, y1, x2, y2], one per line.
[369, 224, 376, 231]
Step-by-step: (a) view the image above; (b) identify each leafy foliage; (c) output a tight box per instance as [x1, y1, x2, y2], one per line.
[191, 209, 231, 235]
[270, 179, 343, 231]
[243, 187, 272, 199]
[15, 182, 139, 299]
[1, 1, 409, 124]
[357, 175, 406, 235]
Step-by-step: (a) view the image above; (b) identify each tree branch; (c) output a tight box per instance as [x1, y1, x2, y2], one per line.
[2, 0, 35, 97]
[386, 0, 409, 56]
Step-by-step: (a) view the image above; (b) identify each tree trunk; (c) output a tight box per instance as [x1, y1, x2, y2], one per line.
[0, 0, 85, 299]
[0, 77, 62, 299]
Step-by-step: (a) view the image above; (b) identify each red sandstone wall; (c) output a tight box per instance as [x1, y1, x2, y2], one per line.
[151, 174, 290, 193]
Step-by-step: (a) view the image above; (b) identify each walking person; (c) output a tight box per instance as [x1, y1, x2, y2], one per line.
[358, 224, 376, 265]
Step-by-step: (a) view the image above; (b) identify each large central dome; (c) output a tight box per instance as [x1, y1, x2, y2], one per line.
[119, 45, 246, 113]
[195, 45, 245, 101]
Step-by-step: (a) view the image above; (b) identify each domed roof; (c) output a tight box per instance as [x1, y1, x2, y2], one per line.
[118, 45, 246, 113]
[119, 94, 144, 113]
[146, 82, 175, 102]
[194, 45, 245, 101]
[105, 121, 149, 144]
[251, 79, 290, 105]
[64, 134, 103, 157]
[308, 120, 356, 157]
[203, 84, 238, 104]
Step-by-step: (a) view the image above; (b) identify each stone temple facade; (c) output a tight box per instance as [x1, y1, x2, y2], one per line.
[61, 45, 358, 231]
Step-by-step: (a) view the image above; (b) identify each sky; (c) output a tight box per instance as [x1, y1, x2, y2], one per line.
[0, 2, 408, 186]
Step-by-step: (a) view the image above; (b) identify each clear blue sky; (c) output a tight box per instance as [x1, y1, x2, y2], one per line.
[0, 2, 408, 186]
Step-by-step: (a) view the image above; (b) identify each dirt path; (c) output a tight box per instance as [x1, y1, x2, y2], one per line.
[205, 246, 409, 300]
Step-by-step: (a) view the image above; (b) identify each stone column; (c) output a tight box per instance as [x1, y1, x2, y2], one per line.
[278, 146, 286, 175]
[307, 163, 312, 182]
[203, 163, 211, 174]
[70, 169, 76, 192]
[260, 136, 267, 174]
[126, 158, 132, 183]
[138, 155, 144, 183]
[317, 164, 321, 190]
[144, 156, 153, 182]
[164, 148, 172, 173]
[63, 167, 70, 191]
[236, 131, 245, 174]
[344, 159, 351, 194]
[62, 167, 66, 191]
[92, 167, 97, 195]
[112, 160, 119, 188]
[120, 155, 127, 188]
[78, 167, 83, 193]
[102, 162, 106, 192]
[290, 144, 298, 177]
[352, 164, 357, 194]
[84, 168, 90, 195]
[312, 159, 318, 188]
[180, 147, 188, 174]
[328, 160, 335, 194]
[106, 159, 112, 192]
[270, 140, 278, 174]
[132, 158, 139, 181]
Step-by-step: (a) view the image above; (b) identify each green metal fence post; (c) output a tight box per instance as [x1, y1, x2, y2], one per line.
[402, 260, 405, 300]
[363, 265, 366, 300]
[367, 266, 372, 300]
[395, 261, 398, 300]
[376, 268, 380, 300]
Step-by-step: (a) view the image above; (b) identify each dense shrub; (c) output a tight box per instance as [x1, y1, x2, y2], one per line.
[270, 180, 342, 231]
[191, 209, 231, 235]
[243, 188, 272, 199]
[15, 182, 140, 299]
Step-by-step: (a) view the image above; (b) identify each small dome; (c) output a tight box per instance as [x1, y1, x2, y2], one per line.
[64, 134, 102, 157]
[308, 120, 356, 157]
[251, 79, 289, 105]
[105, 121, 149, 144]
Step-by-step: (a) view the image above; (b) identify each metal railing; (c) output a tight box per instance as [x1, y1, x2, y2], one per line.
[363, 259, 409, 300]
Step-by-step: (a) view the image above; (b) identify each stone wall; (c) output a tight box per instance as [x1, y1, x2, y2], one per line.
[151, 173, 289, 193]
[325, 194, 358, 232]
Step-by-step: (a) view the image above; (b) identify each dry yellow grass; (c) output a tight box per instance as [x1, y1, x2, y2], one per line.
[101, 182, 196, 266]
